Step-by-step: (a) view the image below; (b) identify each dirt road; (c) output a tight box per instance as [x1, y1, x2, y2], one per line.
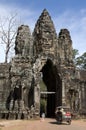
[0, 118, 86, 130]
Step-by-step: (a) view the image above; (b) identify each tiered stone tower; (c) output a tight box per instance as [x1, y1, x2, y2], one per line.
[33, 9, 57, 58]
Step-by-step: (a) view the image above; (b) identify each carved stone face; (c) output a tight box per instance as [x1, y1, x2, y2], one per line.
[15, 25, 32, 56]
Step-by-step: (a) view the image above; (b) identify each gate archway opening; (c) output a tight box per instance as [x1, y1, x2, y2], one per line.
[39, 59, 62, 118]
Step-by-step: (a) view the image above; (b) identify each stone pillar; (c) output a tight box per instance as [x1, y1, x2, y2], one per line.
[79, 90, 81, 110]
[81, 83, 85, 109]
[34, 82, 40, 117]
[62, 79, 66, 105]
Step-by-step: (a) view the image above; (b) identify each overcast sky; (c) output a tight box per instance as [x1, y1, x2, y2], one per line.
[0, 0, 86, 62]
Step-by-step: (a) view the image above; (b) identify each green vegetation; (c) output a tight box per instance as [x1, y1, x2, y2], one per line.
[39, 80, 47, 91]
[73, 49, 86, 70]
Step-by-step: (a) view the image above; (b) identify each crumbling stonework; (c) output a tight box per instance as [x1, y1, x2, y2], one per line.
[15, 25, 33, 56]
[58, 29, 73, 63]
[33, 9, 57, 59]
[0, 9, 86, 119]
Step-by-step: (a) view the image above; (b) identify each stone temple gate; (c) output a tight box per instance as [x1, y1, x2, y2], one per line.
[0, 9, 86, 119]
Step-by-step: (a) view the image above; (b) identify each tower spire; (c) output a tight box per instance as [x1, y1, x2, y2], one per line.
[33, 9, 57, 57]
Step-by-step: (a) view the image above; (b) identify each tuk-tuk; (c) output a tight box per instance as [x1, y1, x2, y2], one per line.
[55, 106, 72, 124]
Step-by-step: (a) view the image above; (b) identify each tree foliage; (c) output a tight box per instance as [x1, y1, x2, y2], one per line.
[73, 49, 86, 69]
[72, 49, 79, 59]
[75, 52, 86, 69]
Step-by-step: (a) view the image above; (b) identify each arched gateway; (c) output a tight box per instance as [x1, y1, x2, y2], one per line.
[33, 57, 62, 118]
[0, 9, 86, 119]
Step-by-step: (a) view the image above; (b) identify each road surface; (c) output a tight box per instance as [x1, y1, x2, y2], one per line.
[0, 118, 86, 130]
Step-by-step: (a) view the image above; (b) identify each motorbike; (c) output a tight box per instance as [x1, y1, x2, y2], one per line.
[55, 106, 72, 125]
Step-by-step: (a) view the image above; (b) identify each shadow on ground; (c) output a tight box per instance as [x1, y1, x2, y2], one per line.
[49, 121, 69, 125]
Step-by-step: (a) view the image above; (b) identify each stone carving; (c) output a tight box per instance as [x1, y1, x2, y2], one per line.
[58, 29, 73, 65]
[33, 9, 57, 59]
[15, 25, 33, 56]
[0, 9, 86, 119]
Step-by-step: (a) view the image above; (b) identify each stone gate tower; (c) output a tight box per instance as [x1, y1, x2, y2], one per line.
[0, 9, 86, 119]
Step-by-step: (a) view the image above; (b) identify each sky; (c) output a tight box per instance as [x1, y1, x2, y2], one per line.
[0, 0, 86, 62]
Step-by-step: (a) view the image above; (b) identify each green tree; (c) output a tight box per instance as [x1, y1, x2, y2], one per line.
[73, 49, 86, 69]
[76, 52, 86, 69]
[72, 49, 79, 65]
[72, 49, 79, 60]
